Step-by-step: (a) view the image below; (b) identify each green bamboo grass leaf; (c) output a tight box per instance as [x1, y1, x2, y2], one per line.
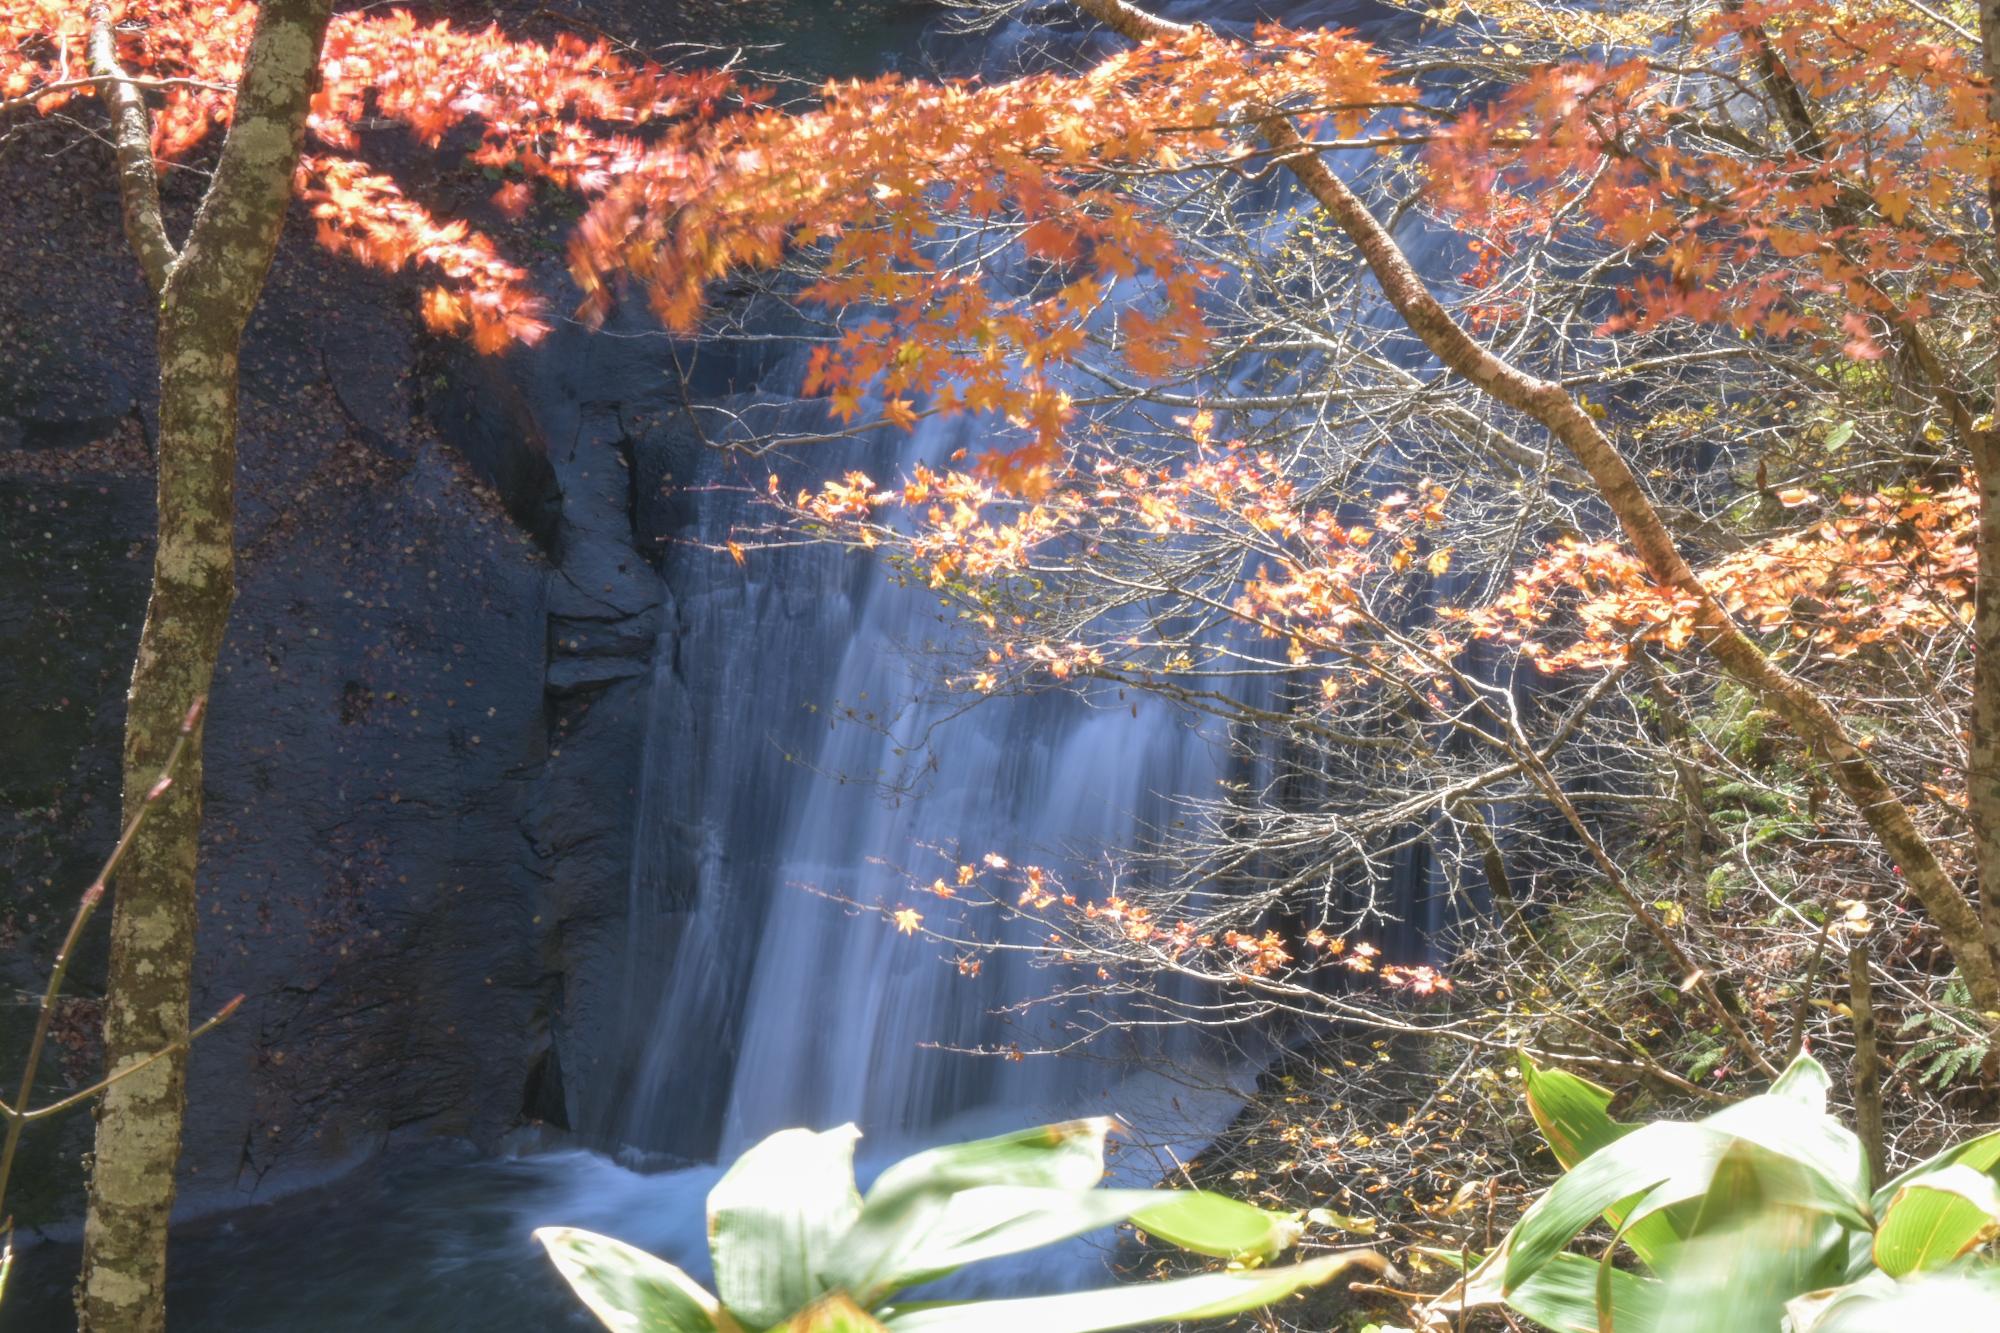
[879, 1251, 1380, 1333]
[1697, 1082, 1868, 1222]
[868, 1119, 1115, 1196]
[1873, 1130, 2000, 1213]
[1519, 1056, 1635, 1168]
[1130, 1189, 1303, 1261]
[535, 1227, 729, 1333]
[882, 1184, 1301, 1284]
[829, 1120, 1116, 1301]
[1786, 1267, 2000, 1331]
[1498, 1252, 1663, 1333]
[1519, 1055, 1685, 1269]
[1504, 1058, 1868, 1298]
[837, 1183, 1296, 1294]
[706, 1125, 864, 1328]
[1871, 1165, 2000, 1277]
[1650, 1142, 1849, 1333]
[1502, 1121, 1730, 1292]
[1766, 1051, 1833, 1110]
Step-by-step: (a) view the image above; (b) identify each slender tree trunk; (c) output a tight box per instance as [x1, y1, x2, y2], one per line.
[1070, 0, 2000, 1015]
[77, 3, 333, 1328]
[1849, 932, 1887, 1185]
[1972, 457, 2000, 969]
[1969, 3, 2000, 988]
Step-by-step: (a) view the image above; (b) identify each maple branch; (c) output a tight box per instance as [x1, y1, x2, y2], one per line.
[1699, 11, 1989, 453]
[164, 0, 334, 334]
[87, 1, 179, 291]
[1720, 0, 1826, 160]
[1069, 0, 1191, 42]
[1070, 0, 2000, 1016]
[0, 73, 237, 122]
[15, 996, 244, 1127]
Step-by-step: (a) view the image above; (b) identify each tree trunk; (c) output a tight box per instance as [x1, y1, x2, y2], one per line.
[1849, 933, 1887, 1185]
[77, 3, 333, 1328]
[1970, 2, 2000, 991]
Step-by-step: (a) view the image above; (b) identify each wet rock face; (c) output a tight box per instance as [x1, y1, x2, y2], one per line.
[0, 120, 669, 1227]
[0, 148, 759, 1233]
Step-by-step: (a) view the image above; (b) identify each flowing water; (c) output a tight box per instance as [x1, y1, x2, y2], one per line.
[3, 4, 1462, 1328]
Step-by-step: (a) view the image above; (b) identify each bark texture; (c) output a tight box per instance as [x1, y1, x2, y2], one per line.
[1970, 0, 2000, 993]
[1071, 0, 2000, 1012]
[78, 2, 334, 1329]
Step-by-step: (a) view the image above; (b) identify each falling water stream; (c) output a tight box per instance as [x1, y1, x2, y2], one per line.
[2, 4, 1455, 1329]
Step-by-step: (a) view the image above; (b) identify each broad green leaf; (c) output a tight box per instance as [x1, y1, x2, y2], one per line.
[1651, 1141, 1848, 1333]
[1871, 1165, 2000, 1277]
[1499, 1252, 1663, 1333]
[1786, 1266, 2000, 1331]
[1873, 1129, 2000, 1213]
[1130, 1190, 1302, 1261]
[1697, 1078, 1868, 1224]
[878, 1185, 1155, 1278]
[1504, 1066, 1866, 1296]
[707, 1125, 864, 1328]
[829, 1119, 1114, 1301]
[535, 1226, 728, 1333]
[880, 1251, 1380, 1333]
[1449, 1245, 1507, 1312]
[1519, 1054, 1684, 1269]
[1519, 1056, 1635, 1168]
[868, 1119, 1115, 1197]
[1502, 1121, 1729, 1292]
[1766, 1051, 1833, 1111]
[1783, 1271, 1897, 1331]
[866, 1183, 1300, 1289]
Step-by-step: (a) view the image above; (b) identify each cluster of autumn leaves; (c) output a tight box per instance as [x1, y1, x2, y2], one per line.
[791, 434, 1977, 708]
[1454, 481, 1979, 671]
[1425, 0, 1989, 350]
[8, 2, 1986, 445]
[891, 850, 1457, 995]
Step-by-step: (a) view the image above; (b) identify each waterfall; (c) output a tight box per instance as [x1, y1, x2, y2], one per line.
[590, 0, 1454, 1165]
[603, 396, 1236, 1160]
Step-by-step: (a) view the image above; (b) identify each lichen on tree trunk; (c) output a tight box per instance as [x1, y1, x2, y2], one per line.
[78, 313, 240, 1333]
[76, 2, 334, 1328]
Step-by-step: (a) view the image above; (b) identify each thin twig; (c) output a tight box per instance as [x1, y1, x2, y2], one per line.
[0, 697, 212, 1231]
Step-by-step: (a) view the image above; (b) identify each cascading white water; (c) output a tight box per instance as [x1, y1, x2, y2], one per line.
[606, 395, 1236, 1160]
[594, 0, 1450, 1165]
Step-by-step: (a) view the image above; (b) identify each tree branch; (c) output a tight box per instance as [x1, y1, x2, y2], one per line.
[87, 1, 178, 291]
[1067, 0, 2000, 1015]
[0, 73, 235, 122]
